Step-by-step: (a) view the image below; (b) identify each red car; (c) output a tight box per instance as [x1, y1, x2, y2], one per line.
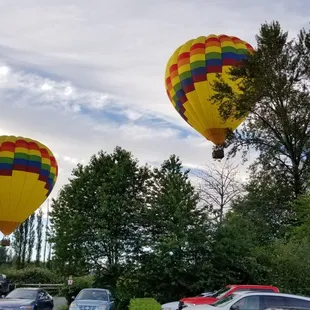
[179, 284, 279, 308]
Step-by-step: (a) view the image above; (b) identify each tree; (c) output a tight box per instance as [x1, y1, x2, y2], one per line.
[196, 159, 242, 224]
[27, 213, 35, 263]
[140, 155, 213, 302]
[0, 247, 10, 264]
[36, 208, 43, 265]
[231, 167, 295, 244]
[213, 21, 310, 197]
[50, 146, 150, 283]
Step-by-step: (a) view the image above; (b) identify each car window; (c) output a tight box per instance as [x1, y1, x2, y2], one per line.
[285, 297, 310, 308]
[232, 296, 260, 310]
[261, 296, 287, 309]
[38, 291, 47, 299]
[77, 290, 108, 301]
[108, 292, 113, 301]
[6, 289, 38, 300]
[213, 287, 232, 299]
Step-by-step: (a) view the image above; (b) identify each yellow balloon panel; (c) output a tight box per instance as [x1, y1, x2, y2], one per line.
[165, 34, 254, 145]
[0, 136, 58, 235]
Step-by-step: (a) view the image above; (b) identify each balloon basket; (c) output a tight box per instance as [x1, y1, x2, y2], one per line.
[1, 238, 10, 247]
[212, 146, 224, 159]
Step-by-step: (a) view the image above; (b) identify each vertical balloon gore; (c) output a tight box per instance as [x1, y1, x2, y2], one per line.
[0, 135, 58, 236]
[165, 34, 254, 157]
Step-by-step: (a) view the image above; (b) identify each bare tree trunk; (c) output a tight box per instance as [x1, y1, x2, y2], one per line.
[196, 159, 243, 225]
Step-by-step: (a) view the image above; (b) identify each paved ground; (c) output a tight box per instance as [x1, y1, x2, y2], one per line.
[54, 297, 67, 309]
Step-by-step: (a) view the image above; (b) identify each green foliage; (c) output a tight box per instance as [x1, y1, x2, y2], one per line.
[213, 21, 310, 197]
[128, 298, 161, 310]
[50, 146, 150, 279]
[4, 267, 59, 284]
[61, 275, 94, 304]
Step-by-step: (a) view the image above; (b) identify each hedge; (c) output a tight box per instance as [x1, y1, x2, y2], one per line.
[129, 298, 161, 310]
[4, 267, 59, 285]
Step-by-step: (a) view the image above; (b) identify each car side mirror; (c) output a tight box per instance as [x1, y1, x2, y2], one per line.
[110, 297, 115, 302]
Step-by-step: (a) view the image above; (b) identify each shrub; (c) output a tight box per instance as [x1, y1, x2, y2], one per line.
[129, 298, 161, 310]
[60, 275, 95, 304]
[4, 267, 59, 285]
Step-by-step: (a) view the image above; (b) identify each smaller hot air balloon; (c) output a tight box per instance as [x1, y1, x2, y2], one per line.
[0, 135, 58, 245]
[165, 34, 254, 159]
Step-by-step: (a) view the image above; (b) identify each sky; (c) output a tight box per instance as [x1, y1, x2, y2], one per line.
[0, 0, 309, 214]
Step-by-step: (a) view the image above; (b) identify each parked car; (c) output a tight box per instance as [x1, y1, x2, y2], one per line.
[0, 287, 54, 310]
[179, 285, 279, 309]
[0, 274, 14, 296]
[185, 291, 310, 310]
[69, 288, 115, 310]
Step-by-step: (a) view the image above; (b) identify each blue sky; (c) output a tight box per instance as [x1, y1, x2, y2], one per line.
[0, 0, 308, 215]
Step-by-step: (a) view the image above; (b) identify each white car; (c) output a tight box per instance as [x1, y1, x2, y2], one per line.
[185, 291, 310, 310]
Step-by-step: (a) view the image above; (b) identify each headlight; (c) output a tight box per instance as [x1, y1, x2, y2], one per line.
[96, 305, 106, 310]
[69, 303, 78, 310]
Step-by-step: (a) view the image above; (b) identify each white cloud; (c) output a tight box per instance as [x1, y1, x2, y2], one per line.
[0, 0, 307, 225]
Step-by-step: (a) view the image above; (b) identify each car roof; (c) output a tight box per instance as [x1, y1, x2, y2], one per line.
[234, 292, 310, 300]
[227, 285, 277, 288]
[80, 288, 109, 292]
[14, 288, 40, 290]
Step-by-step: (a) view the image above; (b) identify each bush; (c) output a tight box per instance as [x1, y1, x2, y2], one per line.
[60, 275, 95, 304]
[4, 267, 59, 285]
[129, 298, 161, 310]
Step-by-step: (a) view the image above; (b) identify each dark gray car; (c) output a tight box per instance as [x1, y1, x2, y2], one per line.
[0, 288, 54, 310]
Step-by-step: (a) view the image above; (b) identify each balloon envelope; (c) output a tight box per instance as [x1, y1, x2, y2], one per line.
[165, 34, 254, 145]
[0, 136, 58, 235]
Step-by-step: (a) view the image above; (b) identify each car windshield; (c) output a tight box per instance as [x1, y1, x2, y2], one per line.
[76, 290, 108, 301]
[211, 294, 239, 307]
[212, 287, 232, 299]
[6, 289, 37, 300]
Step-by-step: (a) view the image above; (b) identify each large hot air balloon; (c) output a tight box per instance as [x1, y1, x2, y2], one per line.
[165, 34, 254, 159]
[0, 135, 58, 243]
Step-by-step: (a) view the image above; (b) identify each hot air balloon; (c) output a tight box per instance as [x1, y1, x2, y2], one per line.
[0, 135, 58, 245]
[165, 34, 254, 159]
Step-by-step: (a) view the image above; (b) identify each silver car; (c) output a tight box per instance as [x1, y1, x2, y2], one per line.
[69, 288, 115, 310]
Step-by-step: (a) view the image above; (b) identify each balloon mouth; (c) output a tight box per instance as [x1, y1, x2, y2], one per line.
[0, 221, 20, 236]
[203, 128, 227, 145]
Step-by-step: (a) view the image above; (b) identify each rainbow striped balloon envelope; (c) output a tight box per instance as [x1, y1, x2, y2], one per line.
[165, 34, 254, 148]
[0, 135, 58, 235]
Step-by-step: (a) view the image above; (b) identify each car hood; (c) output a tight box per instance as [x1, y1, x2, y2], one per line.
[161, 301, 178, 309]
[186, 306, 215, 310]
[74, 300, 108, 306]
[180, 297, 218, 305]
[0, 299, 35, 307]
